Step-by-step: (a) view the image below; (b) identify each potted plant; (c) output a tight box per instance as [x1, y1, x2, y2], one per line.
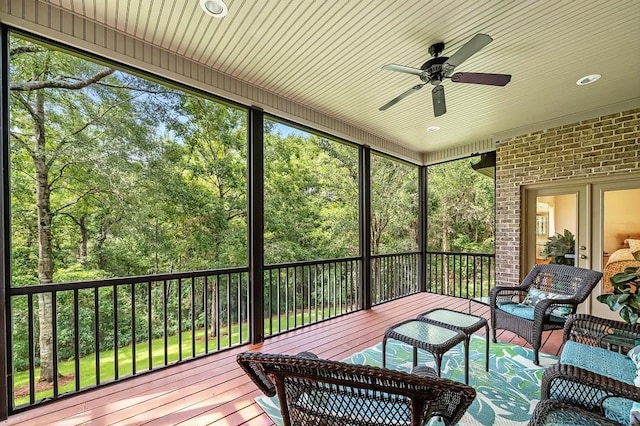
[541, 229, 575, 265]
[597, 266, 640, 324]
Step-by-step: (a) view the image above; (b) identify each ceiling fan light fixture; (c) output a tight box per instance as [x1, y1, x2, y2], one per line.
[576, 74, 601, 86]
[427, 126, 440, 132]
[200, 0, 228, 18]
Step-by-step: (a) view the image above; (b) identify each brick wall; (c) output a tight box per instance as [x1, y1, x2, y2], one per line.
[495, 108, 640, 286]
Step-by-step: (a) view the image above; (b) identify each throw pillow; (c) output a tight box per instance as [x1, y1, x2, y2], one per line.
[627, 239, 640, 260]
[628, 344, 640, 366]
[608, 248, 637, 263]
[523, 287, 547, 305]
[523, 287, 571, 318]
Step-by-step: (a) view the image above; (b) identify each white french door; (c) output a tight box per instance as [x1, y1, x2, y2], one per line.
[590, 179, 640, 319]
[524, 184, 590, 271]
[524, 173, 640, 318]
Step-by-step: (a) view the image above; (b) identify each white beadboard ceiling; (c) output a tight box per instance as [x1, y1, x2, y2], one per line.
[35, 0, 640, 156]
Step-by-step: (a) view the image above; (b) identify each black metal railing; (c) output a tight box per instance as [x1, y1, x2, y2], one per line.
[6, 251, 494, 412]
[371, 252, 420, 305]
[8, 267, 249, 411]
[426, 251, 495, 300]
[263, 257, 361, 337]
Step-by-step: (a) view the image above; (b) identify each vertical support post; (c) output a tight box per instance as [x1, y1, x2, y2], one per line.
[248, 107, 264, 344]
[359, 146, 371, 310]
[418, 165, 428, 292]
[0, 25, 10, 420]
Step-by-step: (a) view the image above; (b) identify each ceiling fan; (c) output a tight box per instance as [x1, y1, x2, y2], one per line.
[379, 33, 511, 117]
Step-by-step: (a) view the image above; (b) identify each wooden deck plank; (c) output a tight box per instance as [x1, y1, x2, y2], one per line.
[138, 296, 471, 426]
[1, 293, 563, 426]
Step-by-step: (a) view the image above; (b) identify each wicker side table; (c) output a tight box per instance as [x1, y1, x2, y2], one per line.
[417, 308, 489, 384]
[382, 319, 466, 378]
[529, 400, 619, 425]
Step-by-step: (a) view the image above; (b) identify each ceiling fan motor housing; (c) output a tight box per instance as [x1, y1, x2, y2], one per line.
[428, 41, 445, 57]
[420, 56, 448, 85]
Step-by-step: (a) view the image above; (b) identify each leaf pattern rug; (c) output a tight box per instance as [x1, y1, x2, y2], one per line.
[255, 335, 558, 425]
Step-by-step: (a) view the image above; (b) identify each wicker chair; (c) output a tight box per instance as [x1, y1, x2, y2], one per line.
[529, 399, 620, 425]
[490, 264, 602, 365]
[237, 351, 476, 426]
[538, 314, 640, 424]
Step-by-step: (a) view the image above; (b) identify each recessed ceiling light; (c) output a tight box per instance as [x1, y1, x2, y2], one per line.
[200, 0, 228, 18]
[576, 74, 601, 86]
[427, 126, 440, 132]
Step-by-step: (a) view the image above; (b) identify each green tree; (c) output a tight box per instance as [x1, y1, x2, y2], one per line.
[371, 155, 419, 255]
[312, 138, 359, 258]
[370, 155, 419, 301]
[427, 156, 495, 294]
[9, 37, 167, 381]
[167, 96, 248, 269]
[264, 132, 325, 263]
[263, 127, 359, 264]
[427, 157, 494, 254]
[167, 96, 248, 337]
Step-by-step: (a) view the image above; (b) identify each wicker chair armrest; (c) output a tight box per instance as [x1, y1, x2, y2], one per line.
[541, 364, 640, 412]
[489, 286, 528, 308]
[237, 352, 279, 397]
[563, 314, 640, 347]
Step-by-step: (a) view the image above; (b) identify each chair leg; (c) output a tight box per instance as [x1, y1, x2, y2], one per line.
[492, 326, 497, 344]
[533, 348, 540, 366]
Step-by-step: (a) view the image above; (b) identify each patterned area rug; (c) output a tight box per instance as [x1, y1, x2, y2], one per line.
[255, 335, 558, 425]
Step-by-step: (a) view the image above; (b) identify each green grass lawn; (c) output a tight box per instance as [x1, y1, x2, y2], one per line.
[12, 307, 347, 407]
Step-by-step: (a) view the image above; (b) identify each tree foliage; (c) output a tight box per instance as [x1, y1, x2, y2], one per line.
[371, 154, 419, 255]
[427, 158, 494, 254]
[7, 34, 494, 384]
[264, 127, 360, 263]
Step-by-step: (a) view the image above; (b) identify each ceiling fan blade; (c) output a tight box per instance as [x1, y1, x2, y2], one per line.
[379, 84, 426, 111]
[451, 72, 511, 86]
[432, 85, 446, 117]
[382, 64, 425, 77]
[442, 33, 493, 76]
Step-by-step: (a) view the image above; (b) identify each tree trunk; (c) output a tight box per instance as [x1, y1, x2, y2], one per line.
[78, 215, 88, 267]
[371, 214, 381, 302]
[33, 87, 56, 382]
[442, 213, 450, 295]
[210, 281, 217, 338]
[154, 219, 159, 274]
[12, 58, 116, 383]
[37, 293, 53, 382]
[209, 243, 221, 338]
[95, 218, 110, 270]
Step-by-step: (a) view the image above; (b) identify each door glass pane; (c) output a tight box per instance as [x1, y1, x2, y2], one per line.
[535, 194, 577, 265]
[602, 188, 640, 293]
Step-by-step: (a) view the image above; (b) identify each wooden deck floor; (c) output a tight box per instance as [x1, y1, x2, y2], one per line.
[2, 293, 564, 426]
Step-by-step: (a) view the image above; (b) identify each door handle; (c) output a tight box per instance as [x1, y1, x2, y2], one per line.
[579, 246, 586, 250]
[580, 254, 587, 259]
